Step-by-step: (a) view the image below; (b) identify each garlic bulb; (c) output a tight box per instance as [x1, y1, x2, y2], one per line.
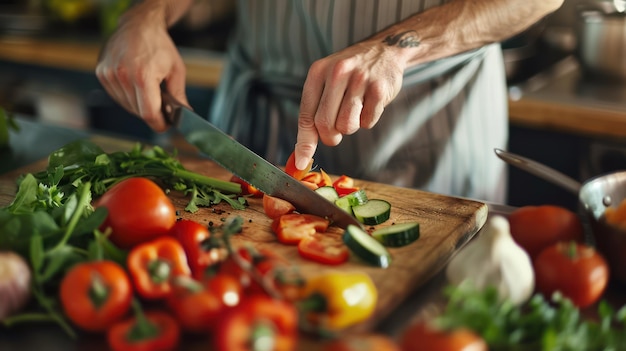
[446, 215, 534, 305]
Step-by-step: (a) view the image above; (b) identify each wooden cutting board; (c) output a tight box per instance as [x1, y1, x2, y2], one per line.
[0, 135, 488, 334]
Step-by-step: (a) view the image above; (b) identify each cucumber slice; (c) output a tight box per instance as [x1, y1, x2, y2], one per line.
[343, 224, 392, 268]
[315, 186, 339, 202]
[334, 189, 368, 215]
[352, 199, 391, 225]
[372, 222, 420, 247]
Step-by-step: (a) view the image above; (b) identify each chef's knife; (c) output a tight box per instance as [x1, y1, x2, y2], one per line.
[161, 91, 363, 229]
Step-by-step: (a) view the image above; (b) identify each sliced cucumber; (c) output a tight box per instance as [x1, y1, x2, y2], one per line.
[334, 189, 368, 215]
[343, 224, 392, 268]
[352, 199, 391, 225]
[372, 222, 420, 247]
[315, 186, 339, 202]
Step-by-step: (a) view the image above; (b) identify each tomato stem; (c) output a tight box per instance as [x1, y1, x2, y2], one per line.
[126, 299, 159, 342]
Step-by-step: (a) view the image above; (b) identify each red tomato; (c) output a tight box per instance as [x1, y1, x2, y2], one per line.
[533, 241, 609, 308]
[167, 274, 243, 333]
[229, 175, 263, 197]
[322, 334, 400, 351]
[332, 175, 359, 196]
[107, 310, 180, 351]
[508, 205, 585, 259]
[301, 169, 333, 187]
[271, 213, 330, 245]
[298, 233, 349, 265]
[94, 177, 176, 249]
[284, 151, 312, 181]
[60, 260, 132, 332]
[263, 194, 296, 219]
[213, 295, 298, 351]
[400, 321, 488, 351]
[300, 180, 320, 190]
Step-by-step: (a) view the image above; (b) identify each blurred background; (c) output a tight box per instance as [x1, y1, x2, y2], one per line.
[0, 0, 625, 209]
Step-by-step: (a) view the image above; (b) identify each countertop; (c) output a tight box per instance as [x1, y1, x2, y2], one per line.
[1, 35, 626, 140]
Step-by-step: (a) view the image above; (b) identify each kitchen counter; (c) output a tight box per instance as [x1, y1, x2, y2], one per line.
[0, 35, 225, 89]
[508, 56, 626, 140]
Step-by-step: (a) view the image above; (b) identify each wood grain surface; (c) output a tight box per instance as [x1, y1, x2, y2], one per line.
[0, 135, 488, 334]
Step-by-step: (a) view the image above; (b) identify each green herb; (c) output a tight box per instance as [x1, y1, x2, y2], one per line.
[28, 139, 244, 212]
[435, 283, 626, 351]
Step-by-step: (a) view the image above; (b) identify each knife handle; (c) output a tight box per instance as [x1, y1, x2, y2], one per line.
[160, 90, 182, 126]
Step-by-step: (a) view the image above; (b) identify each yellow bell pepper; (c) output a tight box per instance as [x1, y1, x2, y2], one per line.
[299, 271, 377, 331]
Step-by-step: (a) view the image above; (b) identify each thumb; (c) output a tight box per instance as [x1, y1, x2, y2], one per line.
[165, 60, 189, 108]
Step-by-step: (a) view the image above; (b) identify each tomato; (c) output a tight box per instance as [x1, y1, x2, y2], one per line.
[263, 194, 296, 219]
[229, 175, 263, 197]
[60, 260, 133, 332]
[285, 151, 312, 181]
[167, 274, 242, 333]
[298, 233, 349, 265]
[332, 175, 359, 196]
[322, 334, 400, 351]
[95, 177, 176, 249]
[271, 213, 330, 245]
[533, 241, 609, 308]
[213, 295, 298, 351]
[507, 205, 585, 259]
[400, 321, 488, 351]
[107, 310, 180, 351]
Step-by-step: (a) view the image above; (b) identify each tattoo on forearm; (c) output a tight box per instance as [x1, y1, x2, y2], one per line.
[383, 31, 421, 48]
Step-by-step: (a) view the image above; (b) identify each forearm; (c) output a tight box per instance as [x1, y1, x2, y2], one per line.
[369, 0, 564, 68]
[121, 0, 194, 28]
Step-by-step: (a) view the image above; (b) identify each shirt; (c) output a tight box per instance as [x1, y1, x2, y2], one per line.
[209, 0, 508, 203]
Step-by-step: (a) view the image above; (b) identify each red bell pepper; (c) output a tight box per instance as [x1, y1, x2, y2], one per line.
[127, 236, 191, 300]
[166, 274, 243, 333]
[107, 301, 180, 351]
[169, 219, 228, 280]
[213, 294, 298, 351]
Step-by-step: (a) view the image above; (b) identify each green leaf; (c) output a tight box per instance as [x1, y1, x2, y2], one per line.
[0, 210, 61, 255]
[7, 174, 39, 213]
[47, 139, 104, 170]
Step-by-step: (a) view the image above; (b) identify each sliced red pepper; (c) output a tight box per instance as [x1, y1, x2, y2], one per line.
[332, 175, 359, 196]
[301, 169, 333, 188]
[213, 295, 298, 351]
[169, 219, 228, 280]
[107, 303, 180, 351]
[297, 233, 349, 265]
[127, 236, 191, 300]
[271, 213, 330, 245]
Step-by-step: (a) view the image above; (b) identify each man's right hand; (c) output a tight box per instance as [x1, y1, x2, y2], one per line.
[95, 3, 189, 132]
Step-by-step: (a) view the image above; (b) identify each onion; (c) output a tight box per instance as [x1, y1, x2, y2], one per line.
[0, 251, 32, 320]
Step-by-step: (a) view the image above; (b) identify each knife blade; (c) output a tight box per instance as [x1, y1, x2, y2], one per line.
[161, 91, 363, 229]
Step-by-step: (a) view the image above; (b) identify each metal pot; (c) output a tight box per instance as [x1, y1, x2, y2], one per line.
[576, 0, 626, 81]
[495, 149, 626, 286]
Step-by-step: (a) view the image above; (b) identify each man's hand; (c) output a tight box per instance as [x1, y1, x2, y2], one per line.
[294, 42, 405, 170]
[95, 5, 189, 132]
